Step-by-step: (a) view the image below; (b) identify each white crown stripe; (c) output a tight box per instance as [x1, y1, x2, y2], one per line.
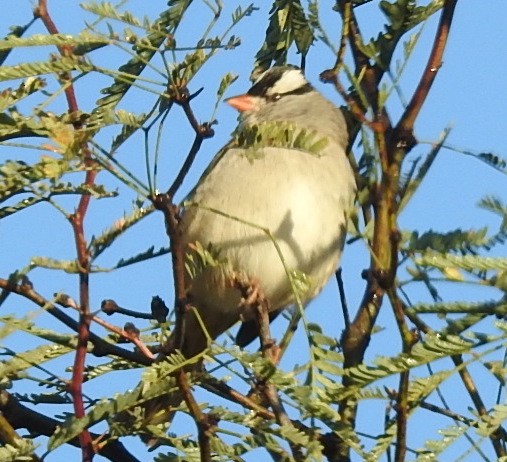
[268, 69, 308, 96]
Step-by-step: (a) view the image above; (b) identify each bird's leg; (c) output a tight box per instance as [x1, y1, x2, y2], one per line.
[234, 274, 263, 311]
[233, 275, 280, 364]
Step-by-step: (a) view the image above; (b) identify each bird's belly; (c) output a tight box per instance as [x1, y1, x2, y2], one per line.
[180, 145, 354, 323]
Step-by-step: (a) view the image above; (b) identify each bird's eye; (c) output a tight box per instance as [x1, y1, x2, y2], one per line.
[269, 93, 281, 102]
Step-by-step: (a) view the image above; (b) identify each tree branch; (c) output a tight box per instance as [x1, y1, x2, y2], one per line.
[0, 278, 152, 366]
[396, 0, 458, 135]
[0, 391, 140, 462]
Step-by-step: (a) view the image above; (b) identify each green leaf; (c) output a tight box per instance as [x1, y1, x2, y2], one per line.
[366, 0, 444, 70]
[94, 0, 193, 111]
[0, 55, 93, 82]
[0, 78, 46, 112]
[232, 121, 329, 157]
[254, 0, 315, 73]
[80, 2, 148, 28]
[49, 356, 191, 450]
[345, 333, 475, 391]
[88, 203, 154, 259]
[216, 72, 238, 100]
[0, 31, 109, 51]
[415, 252, 507, 273]
[114, 245, 169, 269]
[407, 228, 489, 254]
[0, 344, 71, 384]
[0, 315, 77, 348]
[416, 425, 467, 461]
[29, 257, 81, 273]
[0, 439, 38, 461]
[476, 404, 507, 438]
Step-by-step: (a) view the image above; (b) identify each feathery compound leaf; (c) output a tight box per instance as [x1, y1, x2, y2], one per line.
[170, 48, 206, 84]
[0, 439, 38, 461]
[407, 300, 507, 317]
[0, 344, 70, 383]
[254, 0, 314, 73]
[0, 31, 109, 51]
[114, 245, 169, 269]
[0, 196, 44, 219]
[232, 121, 328, 158]
[216, 72, 238, 100]
[346, 333, 474, 390]
[307, 1, 335, 50]
[0, 55, 94, 82]
[476, 404, 507, 438]
[82, 358, 137, 381]
[365, 422, 397, 461]
[0, 77, 46, 112]
[415, 251, 507, 272]
[88, 203, 154, 259]
[232, 4, 257, 23]
[407, 228, 489, 254]
[0, 316, 76, 347]
[366, 0, 444, 69]
[0, 161, 109, 218]
[0, 21, 33, 66]
[81, 2, 147, 28]
[416, 425, 467, 461]
[29, 257, 81, 274]
[94, 0, 193, 111]
[477, 151, 507, 173]
[48, 369, 184, 450]
[478, 195, 507, 219]
[405, 0, 446, 28]
[86, 108, 146, 133]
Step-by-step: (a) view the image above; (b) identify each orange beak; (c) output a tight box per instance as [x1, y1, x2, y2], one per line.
[225, 94, 257, 112]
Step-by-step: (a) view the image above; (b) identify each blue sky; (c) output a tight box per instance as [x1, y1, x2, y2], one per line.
[0, 1, 506, 460]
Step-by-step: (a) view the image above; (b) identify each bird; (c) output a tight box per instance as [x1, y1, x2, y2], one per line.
[137, 65, 356, 436]
[175, 64, 356, 358]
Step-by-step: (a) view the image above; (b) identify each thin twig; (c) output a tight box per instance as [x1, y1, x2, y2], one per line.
[168, 129, 208, 198]
[0, 278, 152, 366]
[452, 355, 506, 457]
[252, 290, 305, 461]
[167, 92, 215, 198]
[34, 0, 79, 115]
[88, 313, 155, 361]
[35, 2, 99, 459]
[401, 296, 506, 457]
[152, 195, 189, 353]
[336, 268, 350, 329]
[0, 391, 140, 462]
[176, 370, 213, 462]
[388, 290, 418, 462]
[396, 0, 458, 134]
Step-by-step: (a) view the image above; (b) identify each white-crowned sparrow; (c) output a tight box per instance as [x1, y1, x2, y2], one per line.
[176, 65, 356, 358]
[137, 66, 356, 437]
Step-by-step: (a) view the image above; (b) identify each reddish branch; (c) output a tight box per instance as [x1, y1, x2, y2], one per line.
[0, 278, 153, 364]
[34, 3, 105, 458]
[34, 0, 79, 115]
[396, 0, 459, 134]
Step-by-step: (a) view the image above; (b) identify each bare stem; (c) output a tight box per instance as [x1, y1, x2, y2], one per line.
[34, 2, 98, 458]
[396, 0, 459, 133]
